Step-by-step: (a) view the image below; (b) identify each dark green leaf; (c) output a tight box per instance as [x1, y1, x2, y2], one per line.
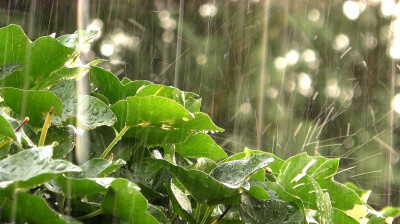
[0, 193, 81, 224]
[210, 154, 273, 189]
[165, 181, 196, 224]
[101, 178, 159, 224]
[32, 126, 75, 159]
[0, 87, 63, 128]
[50, 79, 116, 129]
[52, 176, 111, 198]
[0, 146, 81, 196]
[155, 159, 239, 205]
[146, 204, 169, 224]
[77, 158, 126, 178]
[239, 193, 304, 224]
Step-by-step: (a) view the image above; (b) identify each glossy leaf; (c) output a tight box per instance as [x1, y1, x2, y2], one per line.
[90, 66, 152, 104]
[52, 176, 113, 198]
[146, 204, 169, 224]
[76, 158, 126, 178]
[0, 146, 81, 196]
[0, 113, 17, 141]
[0, 87, 63, 128]
[239, 193, 304, 224]
[155, 159, 239, 205]
[135, 84, 185, 105]
[210, 154, 273, 189]
[0, 63, 22, 80]
[274, 153, 363, 211]
[175, 132, 227, 161]
[165, 181, 196, 224]
[0, 25, 75, 89]
[101, 178, 159, 224]
[0, 193, 81, 224]
[369, 206, 400, 224]
[57, 30, 98, 49]
[50, 79, 116, 129]
[32, 126, 75, 159]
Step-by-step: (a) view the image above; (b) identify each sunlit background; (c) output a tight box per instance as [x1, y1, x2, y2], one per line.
[1, 0, 400, 212]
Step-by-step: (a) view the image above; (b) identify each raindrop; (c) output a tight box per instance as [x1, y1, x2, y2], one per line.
[92, 109, 99, 115]
[2, 163, 9, 168]
[55, 163, 67, 171]
[10, 167, 16, 172]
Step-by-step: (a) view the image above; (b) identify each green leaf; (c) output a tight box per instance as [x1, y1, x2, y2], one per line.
[124, 96, 223, 145]
[184, 92, 202, 113]
[345, 182, 371, 203]
[309, 176, 333, 224]
[32, 126, 75, 159]
[0, 63, 22, 80]
[247, 185, 270, 200]
[369, 206, 400, 224]
[274, 153, 363, 211]
[209, 154, 273, 189]
[165, 181, 196, 224]
[332, 208, 359, 224]
[57, 30, 98, 49]
[50, 79, 116, 129]
[189, 157, 217, 173]
[238, 193, 304, 224]
[52, 176, 111, 198]
[0, 193, 81, 224]
[175, 133, 227, 161]
[0, 25, 75, 89]
[244, 147, 285, 176]
[110, 100, 127, 132]
[0, 87, 63, 128]
[146, 204, 169, 224]
[101, 178, 159, 224]
[0, 145, 81, 196]
[0, 113, 17, 141]
[76, 158, 126, 178]
[155, 159, 239, 205]
[90, 66, 152, 104]
[135, 84, 185, 105]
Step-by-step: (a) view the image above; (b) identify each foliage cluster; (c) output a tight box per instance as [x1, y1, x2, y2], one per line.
[0, 25, 399, 224]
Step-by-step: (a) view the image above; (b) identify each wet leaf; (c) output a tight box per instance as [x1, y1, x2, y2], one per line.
[50, 79, 116, 129]
[76, 158, 126, 178]
[146, 204, 169, 224]
[155, 159, 239, 205]
[189, 157, 217, 173]
[239, 193, 304, 224]
[274, 153, 363, 211]
[0, 193, 81, 224]
[0, 87, 63, 128]
[0, 25, 75, 89]
[135, 84, 185, 105]
[101, 178, 159, 224]
[32, 126, 75, 159]
[124, 96, 223, 145]
[0, 145, 81, 196]
[57, 30, 98, 49]
[0, 113, 17, 141]
[0, 63, 22, 80]
[90, 66, 152, 104]
[175, 132, 227, 161]
[51, 176, 111, 198]
[165, 181, 196, 224]
[210, 154, 273, 189]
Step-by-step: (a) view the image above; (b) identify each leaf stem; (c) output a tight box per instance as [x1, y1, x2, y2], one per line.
[200, 206, 212, 224]
[38, 107, 54, 147]
[14, 117, 29, 132]
[0, 137, 12, 148]
[77, 208, 103, 220]
[211, 205, 231, 224]
[100, 125, 130, 159]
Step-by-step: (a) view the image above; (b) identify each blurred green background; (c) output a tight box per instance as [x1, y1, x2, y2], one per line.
[1, 0, 399, 210]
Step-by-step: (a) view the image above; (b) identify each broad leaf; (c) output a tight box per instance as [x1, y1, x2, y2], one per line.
[210, 154, 273, 189]
[101, 178, 159, 224]
[175, 132, 227, 161]
[155, 159, 239, 205]
[239, 193, 304, 224]
[0, 113, 17, 141]
[0, 63, 22, 80]
[135, 84, 185, 105]
[0, 146, 81, 196]
[32, 126, 75, 159]
[165, 181, 196, 224]
[50, 79, 116, 129]
[57, 30, 98, 49]
[90, 66, 151, 104]
[52, 176, 113, 198]
[0, 193, 81, 224]
[76, 158, 126, 178]
[0, 25, 75, 89]
[146, 204, 169, 224]
[0, 87, 63, 128]
[274, 153, 363, 211]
